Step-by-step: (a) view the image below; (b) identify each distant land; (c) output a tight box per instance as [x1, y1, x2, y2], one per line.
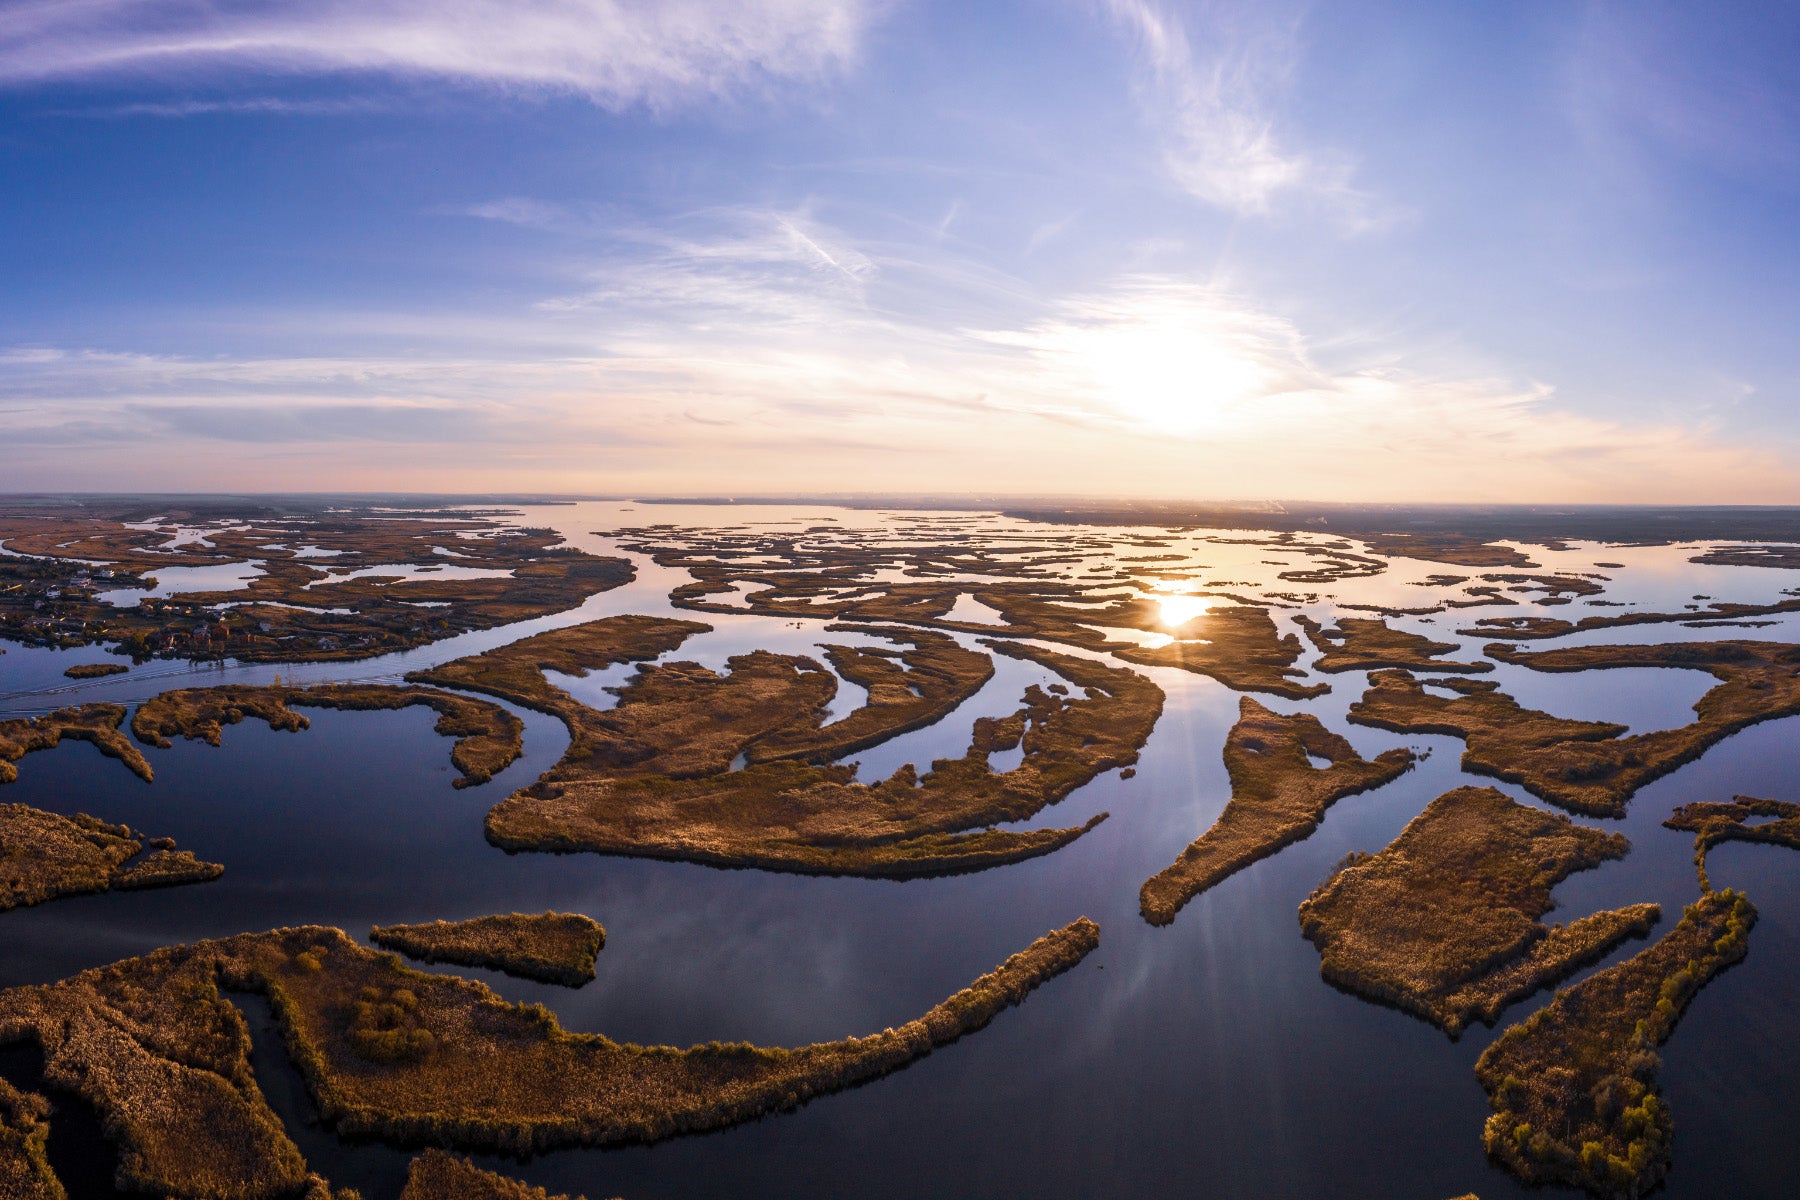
[10, 493, 1800, 546]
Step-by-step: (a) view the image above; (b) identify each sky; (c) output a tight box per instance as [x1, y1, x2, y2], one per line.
[3, 0, 1800, 502]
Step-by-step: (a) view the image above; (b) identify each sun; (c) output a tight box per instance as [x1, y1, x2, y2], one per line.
[1087, 327, 1276, 435]
[1156, 593, 1226, 629]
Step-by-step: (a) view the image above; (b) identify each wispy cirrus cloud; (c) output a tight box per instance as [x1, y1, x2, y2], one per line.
[0, 0, 878, 110]
[531, 207, 881, 327]
[56, 95, 392, 118]
[1097, 0, 1394, 231]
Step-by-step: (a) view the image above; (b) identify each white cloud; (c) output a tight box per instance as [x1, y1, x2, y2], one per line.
[461, 197, 574, 230]
[1097, 0, 1392, 231]
[0, 0, 877, 110]
[536, 208, 879, 326]
[4, 263, 1787, 502]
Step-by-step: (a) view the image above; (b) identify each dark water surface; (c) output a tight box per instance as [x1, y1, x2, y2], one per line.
[3, 503, 1798, 1199]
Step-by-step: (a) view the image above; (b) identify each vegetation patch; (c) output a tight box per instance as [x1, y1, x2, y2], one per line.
[1482, 641, 1800, 814]
[1357, 533, 1538, 569]
[743, 625, 994, 764]
[1297, 787, 1658, 1035]
[0, 942, 312, 1197]
[1106, 606, 1327, 699]
[411, 613, 710, 710]
[0, 705, 152, 785]
[1690, 544, 1800, 569]
[401, 1149, 595, 1200]
[1474, 889, 1755, 1197]
[1665, 796, 1800, 890]
[62, 662, 127, 679]
[1463, 597, 1800, 641]
[371, 913, 607, 987]
[132, 683, 524, 788]
[1139, 698, 1414, 925]
[0, 1074, 59, 1200]
[113, 848, 226, 891]
[1347, 644, 1800, 817]
[1, 802, 221, 911]
[612, 525, 1326, 697]
[1295, 615, 1492, 673]
[450, 618, 1159, 876]
[0, 917, 1095, 1176]
[0, 506, 636, 663]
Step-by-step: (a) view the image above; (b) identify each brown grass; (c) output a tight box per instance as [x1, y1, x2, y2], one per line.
[0, 802, 221, 911]
[1359, 533, 1538, 568]
[400, 1149, 593, 1200]
[1690, 544, 1800, 569]
[1665, 796, 1800, 891]
[1139, 697, 1414, 925]
[0, 705, 152, 786]
[0, 1074, 60, 1200]
[0, 942, 311, 1197]
[1463, 597, 1800, 641]
[743, 625, 995, 764]
[617, 525, 1327, 698]
[1346, 645, 1800, 818]
[1297, 786, 1657, 1035]
[1474, 889, 1755, 1197]
[410, 614, 710, 716]
[1294, 615, 1492, 674]
[132, 683, 525, 788]
[62, 662, 127, 679]
[236, 919, 1095, 1152]
[1108, 606, 1328, 699]
[371, 913, 606, 987]
[0, 508, 637, 664]
[0, 914, 1096, 1174]
[1480, 641, 1800, 815]
[460, 621, 1159, 876]
[112, 848, 226, 891]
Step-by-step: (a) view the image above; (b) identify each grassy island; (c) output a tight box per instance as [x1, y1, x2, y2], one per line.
[62, 661, 128, 679]
[1139, 698, 1414, 925]
[1690, 544, 1800, 569]
[1474, 889, 1755, 1197]
[1106, 605, 1327, 699]
[439, 617, 1160, 876]
[1665, 796, 1800, 890]
[1358, 533, 1537, 568]
[1297, 787, 1658, 1035]
[1294, 615, 1492, 674]
[1480, 641, 1800, 814]
[1, 802, 222, 911]
[1463, 597, 1800, 641]
[0, 917, 1097, 1189]
[132, 684, 525, 788]
[112, 847, 226, 890]
[1346, 648, 1800, 818]
[0, 704, 152, 785]
[401, 1149, 593, 1200]
[371, 913, 607, 986]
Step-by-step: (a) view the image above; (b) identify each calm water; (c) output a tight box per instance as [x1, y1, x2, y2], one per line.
[3, 502, 1798, 1200]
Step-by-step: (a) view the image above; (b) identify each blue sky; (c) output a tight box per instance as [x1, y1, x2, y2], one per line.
[3, 0, 1799, 500]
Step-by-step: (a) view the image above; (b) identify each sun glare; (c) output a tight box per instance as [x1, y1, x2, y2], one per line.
[1157, 593, 1226, 629]
[1089, 328, 1275, 434]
